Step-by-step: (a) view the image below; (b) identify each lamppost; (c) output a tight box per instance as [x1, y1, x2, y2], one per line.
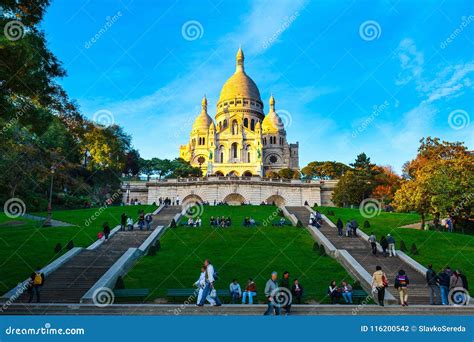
[126, 182, 130, 205]
[43, 165, 56, 227]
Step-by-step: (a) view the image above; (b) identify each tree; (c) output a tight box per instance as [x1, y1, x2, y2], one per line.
[301, 161, 350, 179]
[393, 137, 473, 229]
[152, 158, 173, 180]
[278, 168, 300, 179]
[332, 170, 373, 207]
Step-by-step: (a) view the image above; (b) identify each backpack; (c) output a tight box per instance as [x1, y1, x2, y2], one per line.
[33, 272, 42, 285]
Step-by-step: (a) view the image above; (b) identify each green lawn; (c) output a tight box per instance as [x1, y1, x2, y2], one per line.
[124, 205, 354, 303]
[0, 204, 156, 294]
[318, 206, 474, 294]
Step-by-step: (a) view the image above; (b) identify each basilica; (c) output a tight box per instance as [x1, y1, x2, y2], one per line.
[179, 48, 299, 177]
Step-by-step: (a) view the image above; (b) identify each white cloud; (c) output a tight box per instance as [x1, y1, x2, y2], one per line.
[395, 38, 424, 86]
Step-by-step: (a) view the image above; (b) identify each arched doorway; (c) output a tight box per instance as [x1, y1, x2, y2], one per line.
[223, 193, 246, 205]
[227, 170, 239, 177]
[265, 195, 286, 206]
[182, 194, 204, 206]
[182, 194, 205, 218]
[214, 171, 224, 176]
[243, 171, 253, 177]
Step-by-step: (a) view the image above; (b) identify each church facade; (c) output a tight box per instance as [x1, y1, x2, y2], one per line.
[179, 48, 299, 177]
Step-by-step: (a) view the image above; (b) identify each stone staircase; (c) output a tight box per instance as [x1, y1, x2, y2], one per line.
[18, 205, 181, 304]
[286, 206, 431, 305]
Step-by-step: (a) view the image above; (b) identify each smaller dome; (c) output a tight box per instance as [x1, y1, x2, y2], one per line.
[192, 96, 213, 132]
[262, 96, 284, 134]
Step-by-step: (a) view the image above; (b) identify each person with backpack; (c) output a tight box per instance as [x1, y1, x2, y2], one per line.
[351, 219, 358, 237]
[426, 264, 440, 305]
[120, 213, 127, 231]
[197, 259, 221, 306]
[386, 234, 396, 257]
[372, 265, 387, 306]
[103, 222, 111, 240]
[345, 221, 352, 237]
[368, 233, 377, 255]
[145, 214, 153, 231]
[394, 269, 410, 306]
[28, 267, 45, 303]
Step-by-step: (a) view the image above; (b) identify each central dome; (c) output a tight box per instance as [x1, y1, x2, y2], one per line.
[218, 48, 262, 104]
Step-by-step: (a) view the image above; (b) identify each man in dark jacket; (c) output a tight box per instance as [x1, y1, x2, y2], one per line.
[291, 279, 304, 304]
[426, 264, 440, 305]
[280, 271, 292, 314]
[336, 218, 343, 236]
[28, 267, 45, 303]
[103, 222, 111, 240]
[438, 268, 451, 305]
[120, 213, 127, 231]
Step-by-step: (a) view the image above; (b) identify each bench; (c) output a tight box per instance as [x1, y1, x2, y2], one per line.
[167, 288, 230, 301]
[352, 289, 369, 303]
[113, 288, 149, 298]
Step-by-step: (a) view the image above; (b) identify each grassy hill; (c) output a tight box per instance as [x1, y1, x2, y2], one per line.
[317, 206, 474, 292]
[123, 205, 354, 303]
[0, 205, 156, 294]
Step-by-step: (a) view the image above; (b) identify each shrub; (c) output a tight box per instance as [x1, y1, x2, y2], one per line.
[155, 240, 161, 251]
[319, 244, 327, 256]
[297, 220, 303, 228]
[364, 220, 370, 228]
[148, 245, 157, 256]
[54, 243, 62, 253]
[326, 210, 334, 216]
[115, 276, 125, 289]
[313, 242, 319, 251]
[411, 243, 419, 255]
[352, 280, 362, 289]
[66, 240, 74, 250]
[400, 240, 407, 252]
[169, 219, 176, 228]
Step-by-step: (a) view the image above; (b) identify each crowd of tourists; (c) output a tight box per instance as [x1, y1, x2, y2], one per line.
[336, 219, 360, 237]
[210, 216, 232, 227]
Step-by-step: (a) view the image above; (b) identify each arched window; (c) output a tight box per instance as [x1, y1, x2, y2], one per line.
[219, 122, 222, 131]
[244, 118, 248, 128]
[231, 143, 238, 159]
[250, 119, 255, 131]
[247, 151, 251, 163]
[203, 137, 206, 145]
[219, 145, 225, 163]
[223, 120, 228, 128]
[232, 120, 238, 135]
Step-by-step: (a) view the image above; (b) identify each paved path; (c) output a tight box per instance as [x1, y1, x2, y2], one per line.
[1, 303, 472, 316]
[21, 214, 74, 227]
[16, 206, 181, 303]
[287, 206, 431, 305]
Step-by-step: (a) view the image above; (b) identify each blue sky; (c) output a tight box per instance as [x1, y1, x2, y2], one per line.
[42, 0, 473, 173]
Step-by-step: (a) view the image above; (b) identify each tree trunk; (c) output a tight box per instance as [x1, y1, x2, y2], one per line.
[420, 212, 425, 230]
